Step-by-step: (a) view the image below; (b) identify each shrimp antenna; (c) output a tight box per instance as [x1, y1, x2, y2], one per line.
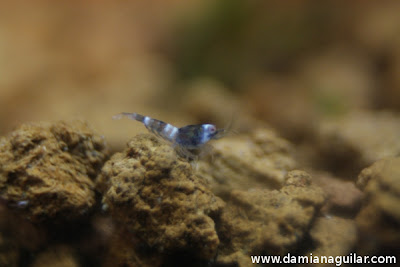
[214, 111, 238, 139]
[112, 112, 137, 120]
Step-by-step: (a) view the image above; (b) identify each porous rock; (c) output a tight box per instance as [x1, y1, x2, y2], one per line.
[216, 170, 325, 266]
[0, 120, 108, 222]
[197, 128, 297, 198]
[97, 134, 224, 260]
[356, 157, 400, 254]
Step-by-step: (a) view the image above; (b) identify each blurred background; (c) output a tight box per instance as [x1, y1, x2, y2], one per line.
[0, 0, 399, 151]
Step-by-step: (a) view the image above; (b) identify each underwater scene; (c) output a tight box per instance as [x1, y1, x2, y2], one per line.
[0, 1, 399, 266]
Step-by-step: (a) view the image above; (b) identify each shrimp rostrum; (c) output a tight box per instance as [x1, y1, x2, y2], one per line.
[113, 112, 226, 159]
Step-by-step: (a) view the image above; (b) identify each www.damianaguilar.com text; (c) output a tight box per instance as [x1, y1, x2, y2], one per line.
[250, 253, 397, 266]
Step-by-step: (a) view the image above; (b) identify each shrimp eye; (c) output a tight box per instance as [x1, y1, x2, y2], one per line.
[202, 124, 217, 135]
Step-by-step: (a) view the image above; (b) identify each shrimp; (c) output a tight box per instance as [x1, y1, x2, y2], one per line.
[113, 112, 225, 159]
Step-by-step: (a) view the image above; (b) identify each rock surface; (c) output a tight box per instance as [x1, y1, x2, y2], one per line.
[197, 128, 298, 198]
[309, 216, 357, 258]
[0, 120, 108, 222]
[97, 134, 224, 260]
[216, 170, 325, 266]
[311, 171, 363, 216]
[356, 157, 400, 255]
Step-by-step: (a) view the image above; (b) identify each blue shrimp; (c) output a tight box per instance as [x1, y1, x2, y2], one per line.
[113, 112, 225, 159]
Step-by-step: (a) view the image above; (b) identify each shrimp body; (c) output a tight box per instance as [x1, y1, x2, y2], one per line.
[113, 113, 222, 153]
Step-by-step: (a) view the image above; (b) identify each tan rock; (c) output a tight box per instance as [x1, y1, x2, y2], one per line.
[311, 171, 363, 216]
[97, 134, 224, 260]
[316, 111, 400, 177]
[309, 216, 357, 257]
[356, 157, 400, 254]
[216, 170, 325, 266]
[197, 128, 297, 198]
[0, 120, 109, 222]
